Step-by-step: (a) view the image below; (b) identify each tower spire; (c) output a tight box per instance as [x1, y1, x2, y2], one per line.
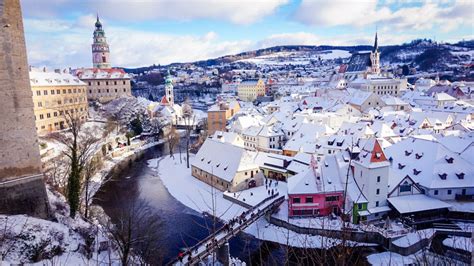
[373, 28, 378, 52]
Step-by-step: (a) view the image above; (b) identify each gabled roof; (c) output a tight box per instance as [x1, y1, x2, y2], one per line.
[346, 53, 372, 72]
[288, 159, 343, 195]
[192, 139, 258, 182]
[352, 139, 390, 168]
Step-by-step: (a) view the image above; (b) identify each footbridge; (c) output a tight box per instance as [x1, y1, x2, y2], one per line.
[169, 194, 285, 265]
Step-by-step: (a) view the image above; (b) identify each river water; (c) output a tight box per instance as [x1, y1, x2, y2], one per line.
[93, 143, 372, 265]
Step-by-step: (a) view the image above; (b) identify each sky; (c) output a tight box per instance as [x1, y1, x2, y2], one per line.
[20, 0, 474, 69]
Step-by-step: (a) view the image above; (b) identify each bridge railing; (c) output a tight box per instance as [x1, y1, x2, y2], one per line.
[169, 194, 285, 265]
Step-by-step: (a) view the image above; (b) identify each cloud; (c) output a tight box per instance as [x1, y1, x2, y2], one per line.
[256, 32, 319, 48]
[293, 0, 473, 32]
[23, 17, 254, 68]
[21, 0, 289, 25]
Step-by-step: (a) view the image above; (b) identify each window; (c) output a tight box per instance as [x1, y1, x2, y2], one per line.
[46, 113, 51, 118]
[377, 176, 381, 182]
[39, 114, 44, 119]
[292, 198, 301, 204]
[68, 89, 72, 93]
[88, 82, 91, 86]
[36, 90, 41, 96]
[376, 189, 380, 195]
[358, 203, 363, 210]
[56, 89, 60, 94]
[325, 196, 339, 202]
[106, 81, 109, 86]
[114, 81, 117, 85]
[400, 183, 411, 192]
[305, 197, 313, 203]
[43, 90, 48, 95]
[434, 190, 439, 195]
[98, 81, 101, 86]
[38, 102, 42, 107]
[63, 89, 66, 94]
[123, 88, 126, 92]
[53, 112, 57, 117]
[73, 88, 77, 93]
[51, 89, 55, 95]
[375, 201, 379, 207]
[123, 81, 126, 85]
[89, 90, 92, 94]
[447, 190, 452, 195]
[57, 100, 61, 105]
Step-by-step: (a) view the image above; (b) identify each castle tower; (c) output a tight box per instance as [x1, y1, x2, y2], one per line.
[92, 14, 111, 69]
[370, 31, 380, 74]
[161, 70, 174, 106]
[0, 0, 49, 218]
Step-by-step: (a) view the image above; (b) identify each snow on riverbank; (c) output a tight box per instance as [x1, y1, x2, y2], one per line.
[151, 155, 369, 249]
[443, 236, 472, 252]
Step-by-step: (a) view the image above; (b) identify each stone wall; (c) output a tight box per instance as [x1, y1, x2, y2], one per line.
[0, 0, 49, 219]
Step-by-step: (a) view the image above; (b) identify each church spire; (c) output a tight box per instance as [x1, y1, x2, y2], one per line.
[373, 29, 378, 52]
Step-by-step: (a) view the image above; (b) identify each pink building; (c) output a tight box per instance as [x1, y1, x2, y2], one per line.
[288, 156, 344, 217]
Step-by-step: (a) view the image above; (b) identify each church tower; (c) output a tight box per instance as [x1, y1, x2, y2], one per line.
[370, 31, 380, 74]
[161, 70, 174, 106]
[92, 14, 111, 69]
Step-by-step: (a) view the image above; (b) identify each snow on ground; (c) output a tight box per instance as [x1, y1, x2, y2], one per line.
[443, 236, 473, 252]
[447, 201, 474, 213]
[152, 155, 373, 249]
[391, 229, 435, 247]
[367, 251, 417, 265]
[317, 50, 351, 60]
[223, 180, 286, 207]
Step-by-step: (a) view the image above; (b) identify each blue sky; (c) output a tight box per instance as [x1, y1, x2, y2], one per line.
[20, 0, 473, 68]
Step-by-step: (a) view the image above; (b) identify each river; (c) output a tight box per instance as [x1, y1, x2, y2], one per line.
[93, 142, 372, 265]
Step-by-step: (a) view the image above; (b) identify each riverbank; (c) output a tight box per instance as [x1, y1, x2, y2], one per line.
[151, 154, 365, 250]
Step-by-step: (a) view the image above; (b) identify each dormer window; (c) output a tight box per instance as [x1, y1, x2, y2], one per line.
[328, 139, 335, 146]
[445, 156, 454, 164]
[405, 150, 413, 156]
[216, 164, 220, 168]
[398, 163, 406, 169]
[413, 169, 421, 175]
[201, 158, 204, 161]
[224, 166, 228, 171]
[456, 172, 465, 179]
[415, 153, 423, 159]
[207, 160, 211, 164]
[336, 140, 344, 147]
[438, 173, 447, 180]
[375, 152, 381, 159]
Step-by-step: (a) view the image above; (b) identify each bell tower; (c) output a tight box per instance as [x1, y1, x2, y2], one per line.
[92, 14, 111, 69]
[165, 70, 174, 106]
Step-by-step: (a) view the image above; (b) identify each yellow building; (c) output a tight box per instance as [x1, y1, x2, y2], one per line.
[207, 100, 240, 135]
[29, 69, 89, 135]
[237, 79, 265, 102]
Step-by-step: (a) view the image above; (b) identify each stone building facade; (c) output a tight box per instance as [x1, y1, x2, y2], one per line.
[29, 69, 89, 135]
[0, 0, 49, 218]
[75, 68, 132, 102]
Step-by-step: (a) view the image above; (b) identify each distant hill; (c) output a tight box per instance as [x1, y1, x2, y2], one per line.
[123, 39, 473, 73]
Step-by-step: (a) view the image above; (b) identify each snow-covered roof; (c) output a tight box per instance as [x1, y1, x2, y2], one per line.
[29, 70, 86, 87]
[385, 137, 474, 190]
[288, 162, 343, 195]
[387, 194, 451, 214]
[192, 139, 258, 182]
[75, 68, 131, 80]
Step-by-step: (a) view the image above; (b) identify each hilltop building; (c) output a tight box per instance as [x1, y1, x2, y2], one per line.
[344, 32, 381, 81]
[75, 15, 132, 103]
[29, 68, 89, 135]
[160, 70, 174, 106]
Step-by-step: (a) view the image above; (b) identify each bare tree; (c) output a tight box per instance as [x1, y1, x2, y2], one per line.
[81, 156, 101, 219]
[182, 99, 195, 168]
[51, 105, 99, 218]
[102, 199, 164, 265]
[166, 126, 180, 159]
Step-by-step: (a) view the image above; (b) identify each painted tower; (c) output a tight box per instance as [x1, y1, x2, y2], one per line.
[92, 14, 111, 69]
[351, 139, 390, 220]
[0, 0, 49, 218]
[161, 70, 174, 106]
[370, 31, 380, 74]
